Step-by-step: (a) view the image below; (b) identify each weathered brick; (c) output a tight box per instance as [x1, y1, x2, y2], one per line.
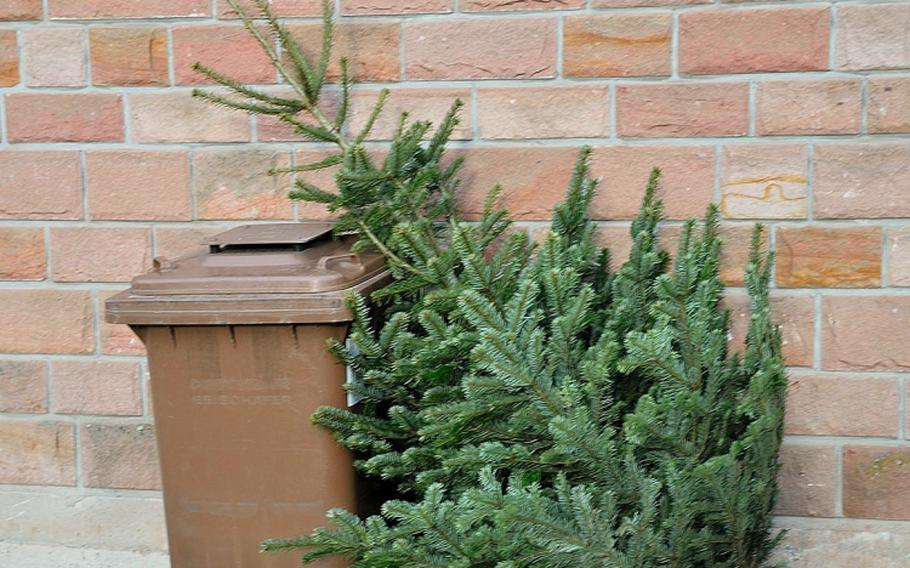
[0, 290, 93, 354]
[594, 224, 634, 270]
[81, 423, 161, 490]
[0, 151, 82, 220]
[219, 0, 323, 17]
[254, 88, 338, 142]
[756, 80, 861, 136]
[679, 7, 829, 74]
[0, 361, 47, 414]
[813, 142, 910, 219]
[0, 0, 40, 20]
[888, 225, 910, 287]
[405, 18, 555, 80]
[173, 25, 274, 85]
[342, 0, 450, 15]
[837, 4, 910, 71]
[6, 94, 123, 143]
[593, 0, 707, 6]
[462, 0, 581, 11]
[0, 421, 75, 486]
[776, 227, 881, 288]
[564, 13, 671, 78]
[52, 361, 141, 416]
[477, 86, 609, 140]
[616, 82, 749, 138]
[295, 149, 342, 222]
[726, 292, 814, 367]
[51, 228, 151, 283]
[87, 151, 191, 221]
[23, 28, 84, 87]
[822, 296, 910, 371]
[662, 224, 766, 287]
[290, 21, 400, 82]
[0, 31, 18, 87]
[776, 444, 837, 518]
[154, 226, 225, 259]
[844, 445, 910, 520]
[130, 92, 250, 143]
[194, 149, 293, 220]
[49, 0, 209, 19]
[0, 227, 44, 280]
[868, 76, 910, 134]
[349, 88, 471, 141]
[99, 289, 146, 356]
[720, 144, 807, 220]
[786, 375, 899, 438]
[90, 28, 168, 86]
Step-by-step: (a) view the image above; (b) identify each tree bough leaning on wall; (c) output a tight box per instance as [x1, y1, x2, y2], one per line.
[193, 1, 788, 566]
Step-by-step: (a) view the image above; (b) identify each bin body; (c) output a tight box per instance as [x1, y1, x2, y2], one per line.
[106, 223, 388, 568]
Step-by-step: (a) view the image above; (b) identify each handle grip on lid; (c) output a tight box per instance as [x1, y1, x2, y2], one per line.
[317, 253, 359, 270]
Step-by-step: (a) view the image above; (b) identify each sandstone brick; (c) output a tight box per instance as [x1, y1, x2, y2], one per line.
[0, 227, 45, 280]
[349, 88, 471, 141]
[462, 0, 582, 11]
[90, 28, 168, 86]
[563, 13, 671, 78]
[776, 444, 837, 518]
[81, 423, 161, 490]
[342, 0, 449, 14]
[51, 228, 151, 282]
[87, 151, 191, 221]
[661, 223, 766, 288]
[476, 86, 610, 139]
[786, 375, 899, 438]
[154, 226, 225, 259]
[594, 0, 706, 5]
[813, 142, 910, 219]
[290, 21, 400, 82]
[6, 94, 123, 143]
[194, 149, 293, 220]
[0, 151, 82, 220]
[49, 0, 209, 19]
[756, 80, 861, 136]
[0, 361, 47, 414]
[868, 76, 910, 134]
[173, 25, 274, 85]
[777, 227, 881, 288]
[99, 289, 146, 356]
[294, 149, 342, 222]
[52, 361, 141, 416]
[130, 92, 250, 143]
[594, 224, 634, 270]
[23, 28, 84, 87]
[616, 82, 749, 138]
[844, 445, 910, 520]
[726, 292, 814, 367]
[888, 225, 910, 287]
[0, 0, 40, 20]
[720, 144, 807, 220]
[0, 290, 93, 354]
[0, 422, 75, 486]
[405, 18, 555, 80]
[0, 31, 18, 87]
[254, 87, 338, 142]
[772, 523, 910, 568]
[837, 4, 910, 71]
[680, 7, 829, 75]
[822, 296, 910, 371]
[219, 0, 323, 17]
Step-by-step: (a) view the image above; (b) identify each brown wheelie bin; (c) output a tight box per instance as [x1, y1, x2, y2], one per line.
[105, 223, 389, 568]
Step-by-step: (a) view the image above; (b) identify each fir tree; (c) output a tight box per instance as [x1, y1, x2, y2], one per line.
[195, 2, 788, 566]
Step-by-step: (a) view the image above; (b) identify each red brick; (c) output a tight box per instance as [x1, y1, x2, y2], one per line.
[786, 375, 899, 438]
[726, 292, 814, 367]
[593, 224, 634, 270]
[23, 28, 84, 87]
[52, 361, 141, 416]
[342, 0, 450, 14]
[0, 290, 93, 354]
[822, 296, 910, 371]
[0, 31, 18, 87]
[0, 227, 45, 280]
[87, 151, 191, 221]
[563, 13, 671, 78]
[0, 421, 75, 486]
[0, 0, 40, 20]
[868, 76, 910, 134]
[888, 225, 910, 287]
[295, 149, 342, 222]
[0, 361, 47, 414]
[405, 18, 555, 80]
[837, 4, 910, 71]
[49, 0, 209, 19]
[290, 21, 401, 82]
[254, 88, 338, 142]
[173, 25, 274, 86]
[154, 226, 225, 260]
[813, 142, 910, 219]
[51, 227, 151, 283]
[6, 93, 123, 143]
[130, 92, 250, 143]
[219, 0, 323, 17]
[593, 0, 707, 6]
[720, 144, 808, 220]
[80, 423, 161, 490]
[776, 227, 881, 288]
[476, 86, 610, 140]
[194, 149, 293, 220]
[349, 88, 471, 141]
[90, 28, 169, 86]
[0, 151, 82, 220]
[662, 223, 766, 287]
[99, 289, 146, 356]
[756, 80, 861, 136]
[679, 7, 829, 74]
[844, 445, 910, 520]
[462, 0, 581, 11]
[776, 444, 837, 518]
[616, 82, 749, 138]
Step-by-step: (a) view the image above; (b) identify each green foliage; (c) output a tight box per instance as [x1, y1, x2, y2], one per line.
[195, 2, 788, 566]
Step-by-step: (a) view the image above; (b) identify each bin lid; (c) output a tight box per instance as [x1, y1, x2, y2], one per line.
[105, 223, 390, 325]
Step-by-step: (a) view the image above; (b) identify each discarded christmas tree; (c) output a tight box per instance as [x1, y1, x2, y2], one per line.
[194, 1, 788, 566]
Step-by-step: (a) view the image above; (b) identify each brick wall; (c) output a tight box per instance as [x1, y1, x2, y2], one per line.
[1, 0, 909, 566]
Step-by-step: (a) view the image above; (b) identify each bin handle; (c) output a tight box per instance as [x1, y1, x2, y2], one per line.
[317, 253, 360, 270]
